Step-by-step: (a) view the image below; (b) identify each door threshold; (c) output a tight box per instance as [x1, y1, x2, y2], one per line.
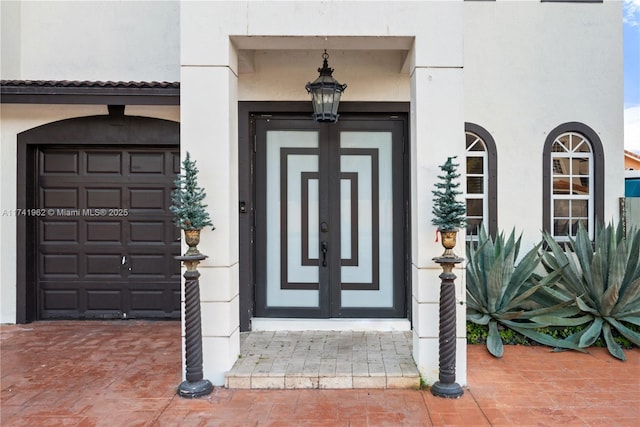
[250, 318, 411, 332]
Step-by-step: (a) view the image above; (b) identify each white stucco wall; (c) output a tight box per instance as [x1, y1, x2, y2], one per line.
[1, 0, 180, 81]
[0, 105, 179, 324]
[464, 0, 624, 250]
[0, 0, 21, 78]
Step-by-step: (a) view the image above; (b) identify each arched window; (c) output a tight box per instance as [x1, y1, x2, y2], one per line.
[543, 122, 604, 240]
[465, 123, 497, 241]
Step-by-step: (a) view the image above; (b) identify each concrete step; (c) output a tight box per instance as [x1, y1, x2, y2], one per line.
[225, 330, 421, 389]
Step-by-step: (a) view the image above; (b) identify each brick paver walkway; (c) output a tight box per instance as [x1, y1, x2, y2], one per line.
[1, 321, 639, 426]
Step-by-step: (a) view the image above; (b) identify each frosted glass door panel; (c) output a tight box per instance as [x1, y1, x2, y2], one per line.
[266, 131, 319, 308]
[340, 131, 393, 308]
[254, 116, 406, 319]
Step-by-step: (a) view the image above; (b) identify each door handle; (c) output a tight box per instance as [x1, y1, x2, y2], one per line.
[122, 255, 131, 271]
[321, 241, 328, 267]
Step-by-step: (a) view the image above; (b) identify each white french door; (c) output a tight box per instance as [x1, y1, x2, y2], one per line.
[255, 116, 406, 318]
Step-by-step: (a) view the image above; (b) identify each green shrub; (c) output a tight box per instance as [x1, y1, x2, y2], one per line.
[466, 322, 488, 344]
[466, 321, 639, 350]
[466, 228, 583, 357]
[541, 222, 640, 360]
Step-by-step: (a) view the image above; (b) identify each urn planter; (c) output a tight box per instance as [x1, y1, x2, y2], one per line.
[183, 229, 202, 256]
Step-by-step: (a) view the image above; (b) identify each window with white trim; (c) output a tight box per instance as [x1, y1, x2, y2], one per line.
[465, 123, 497, 242]
[543, 122, 603, 241]
[550, 132, 593, 240]
[465, 131, 488, 241]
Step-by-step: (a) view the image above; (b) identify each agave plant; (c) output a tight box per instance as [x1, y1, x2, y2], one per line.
[466, 228, 583, 357]
[541, 222, 640, 360]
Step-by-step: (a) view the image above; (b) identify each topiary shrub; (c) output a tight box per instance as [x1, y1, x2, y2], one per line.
[170, 152, 214, 231]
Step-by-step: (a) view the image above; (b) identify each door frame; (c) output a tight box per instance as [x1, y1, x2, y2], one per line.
[16, 108, 180, 323]
[238, 101, 411, 331]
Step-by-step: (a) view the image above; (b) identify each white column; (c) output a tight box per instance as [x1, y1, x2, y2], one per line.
[179, 0, 246, 388]
[410, 58, 467, 386]
[180, 61, 240, 386]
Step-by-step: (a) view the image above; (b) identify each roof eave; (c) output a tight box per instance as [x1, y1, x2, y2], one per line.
[1, 82, 180, 105]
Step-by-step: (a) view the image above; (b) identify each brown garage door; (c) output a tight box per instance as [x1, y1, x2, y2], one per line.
[37, 147, 181, 319]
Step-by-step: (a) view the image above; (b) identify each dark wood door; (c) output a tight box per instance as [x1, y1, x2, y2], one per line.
[254, 116, 406, 318]
[37, 147, 181, 319]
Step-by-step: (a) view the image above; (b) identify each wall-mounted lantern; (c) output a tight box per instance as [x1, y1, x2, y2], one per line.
[305, 50, 347, 123]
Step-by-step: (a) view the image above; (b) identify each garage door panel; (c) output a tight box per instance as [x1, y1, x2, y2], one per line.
[87, 290, 122, 310]
[86, 188, 122, 208]
[86, 151, 122, 174]
[42, 220, 79, 242]
[86, 221, 122, 242]
[86, 254, 122, 277]
[41, 151, 79, 174]
[42, 188, 78, 209]
[37, 146, 180, 320]
[130, 221, 166, 243]
[129, 188, 165, 210]
[130, 298, 180, 317]
[125, 252, 180, 277]
[126, 243, 180, 253]
[128, 254, 168, 278]
[130, 152, 166, 174]
[41, 254, 79, 276]
[130, 290, 165, 310]
[41, 289, 79, 310]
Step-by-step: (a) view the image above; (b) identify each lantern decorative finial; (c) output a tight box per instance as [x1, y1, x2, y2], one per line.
[305, 50, 347, 123]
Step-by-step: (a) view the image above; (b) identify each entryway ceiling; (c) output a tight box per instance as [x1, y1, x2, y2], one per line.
[231, 36, 414, 74]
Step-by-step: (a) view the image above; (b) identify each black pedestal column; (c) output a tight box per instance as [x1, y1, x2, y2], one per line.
[176, 253, 213, 398]
[430, 256, 464, 399]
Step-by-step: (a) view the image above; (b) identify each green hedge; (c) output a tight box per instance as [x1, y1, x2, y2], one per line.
[466, 321, 638, 349]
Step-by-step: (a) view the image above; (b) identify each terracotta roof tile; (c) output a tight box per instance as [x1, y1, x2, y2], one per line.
[625, 149, 640, 160]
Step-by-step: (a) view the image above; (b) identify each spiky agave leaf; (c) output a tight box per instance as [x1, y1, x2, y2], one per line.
[621, 225, 640, 286]
[500, 319, 587, 352]
[530, 309, 591, 327]
[603, 322, 626, 361]
[467, 312, 491, 325]
[508, 296, 577, 322]
[466, 227, 579, 357]
[542, 223, 640, 360]
[503, 270, 563, 313]
[487, 320, 503, 357]
[466, 232, 491, 312]
[616, 278, 640, 314]
[499, 241, 540, 310]
[578, 317, 604, 347]
[541, 238, 589, 303]
[607, 317, 640, 347]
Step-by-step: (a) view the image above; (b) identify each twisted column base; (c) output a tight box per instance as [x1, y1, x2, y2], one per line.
[431, 255, 464, 399]
[176, 252, 213, 399]
[178, 379, 213, 398]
